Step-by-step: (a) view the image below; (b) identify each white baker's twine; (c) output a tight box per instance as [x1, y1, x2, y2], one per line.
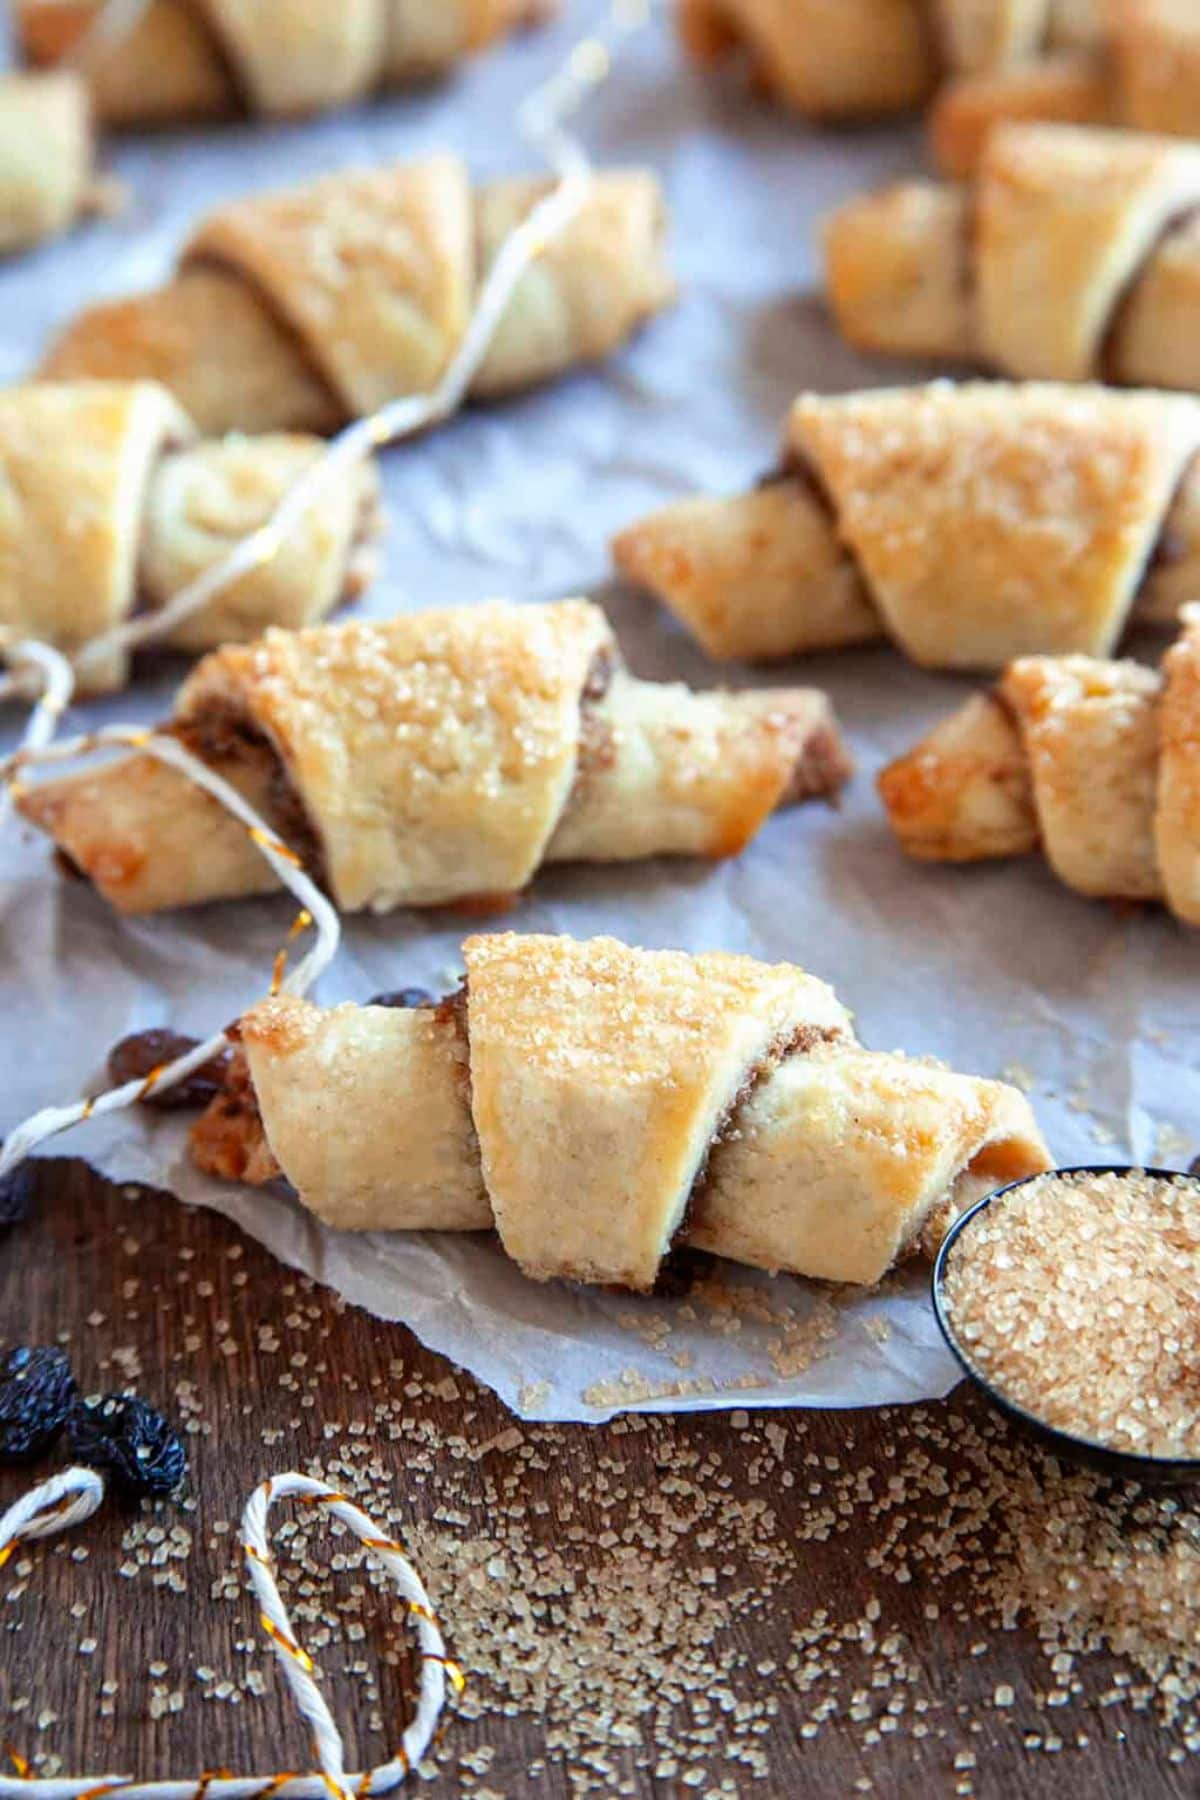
[0, 639, 73, 827]
[0, 0, 653, 1170]
[0, 726, 341, 1181]
[0, 0, 654, 715]
[0, 1469, 460, 1799]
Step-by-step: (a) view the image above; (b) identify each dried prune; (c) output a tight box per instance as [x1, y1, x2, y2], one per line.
[366, 988, 436, 1010]
[67, 1394, 187, 1498]
[108, 1029, 231, 1111]
[0, 1164, 36, 1229]
[0, 1347, 76, 1462]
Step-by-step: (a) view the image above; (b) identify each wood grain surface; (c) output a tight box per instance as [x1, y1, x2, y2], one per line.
[0, 1160, 1191, 1800]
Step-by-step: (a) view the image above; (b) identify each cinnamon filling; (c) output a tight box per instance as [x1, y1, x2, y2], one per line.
[656, 1022, 845, 1293]
[754, 449, 837, 517]
[782, 723, 854, 806]
[1100, 205, 1200, 384]
[340, 484, 384, 605]
[188, 1048, 280, 1186]
[565, 645, 619, 808]
[174, 704, 327, 888]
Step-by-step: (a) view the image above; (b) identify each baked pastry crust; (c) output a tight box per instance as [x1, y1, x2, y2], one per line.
[15, 0, 548, 126]
[614, 381, 1200, 669]
[384, 0, 552, 81]
[16, 599, 851, 914]
[140, 434, 380, 652]
[235, 1000, 490, 1232]
[470, 171, 674, 398]
[179, 600, 614, 913]
[879, 608, 1200, 924]
[613, 481, 881, 664]
[690, 1041, 1049, 1283]
[934, 0, 1061, 76]
[188, 157, 474, 418]
[0, 70, 94, 256]
[676, 0, 1104, 123]
[0, 382, 192, 692]
[192, 932, 1051, 1292]
[40, 159, 674, 435]
[826, 123, 1200, 390]
[464, 934, 852, 1289]
[677, 0, 934, 120]
[38, 267, 344, 440]
[0, 381, 378, 691]
[934, 2, 1200, 176]
[931, 52, 1113, 177]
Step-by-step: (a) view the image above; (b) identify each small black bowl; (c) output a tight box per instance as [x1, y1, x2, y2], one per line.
[931, 1165, 1200, 1488]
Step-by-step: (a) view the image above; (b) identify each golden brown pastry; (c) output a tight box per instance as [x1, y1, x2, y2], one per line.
[15, 599, 851, 913]
[675, 0, 1101, 120]
[614, 382, 1200, 669]
[186, 932, 1050, 1291]
[0, 69, 96, 255]
[934, 2, 1200, 177]
[879, 606, 1200, 925]
[16, 0, 552, 127]
[39, 156, 674, 436]
[935, 0, 1103, 76]
[825, 123, 1200, 391]
[0, 381, 379, 692]
[676, 0, 935, 120]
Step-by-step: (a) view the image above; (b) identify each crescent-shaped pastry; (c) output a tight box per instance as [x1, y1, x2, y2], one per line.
[613, 382, 1200, 669]
[675, 0, 1100, 120]
[934, 3, 1200, 177]
[0, 70, 95, 255]
[15, 599, 851, 914]
[878, 606, 1200, 925]
[186, 932, 1050, 1291]
[15, 0, 550, 127]
[825, 122, 1200, 392]
[0, 382, 379, 692]
[676, 0, 935, 120]
[38, 157, 674, 436]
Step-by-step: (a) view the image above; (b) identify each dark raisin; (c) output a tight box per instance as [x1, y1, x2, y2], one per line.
[0, 1164, 36, 1229]
[108, 1029, 232, 1111]
[651, 1248, 716, 1300]
[0, 1347, 76, 1462]
[67, 1394, 187, 1498]
[366, 988, 436, 1010]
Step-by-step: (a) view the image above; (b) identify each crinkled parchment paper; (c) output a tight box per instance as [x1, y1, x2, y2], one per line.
[2, 12, 1196, 1422]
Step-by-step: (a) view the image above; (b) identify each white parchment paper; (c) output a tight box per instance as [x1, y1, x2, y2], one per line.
[2, 10, 1197, 1422]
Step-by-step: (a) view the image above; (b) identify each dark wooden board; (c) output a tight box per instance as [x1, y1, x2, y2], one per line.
[0, 1161, 1191, 1799]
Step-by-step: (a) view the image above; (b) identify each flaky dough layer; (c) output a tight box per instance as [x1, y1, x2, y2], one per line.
[40, 158, 675, 436]
[194, 932, 1050, 1292]
[614, 382, 1200, 670]
[825, 123, 1200, 392]
[17, 599, 851, 914]
[16, 0, 550, 125]
[879, 606, 1200, 925]
[0, 380, 378, 691]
